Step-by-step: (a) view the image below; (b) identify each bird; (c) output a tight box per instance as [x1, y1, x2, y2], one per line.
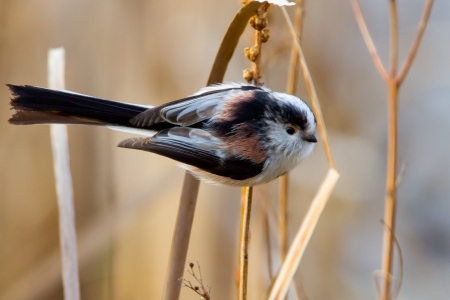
[7, 83, 317, 186]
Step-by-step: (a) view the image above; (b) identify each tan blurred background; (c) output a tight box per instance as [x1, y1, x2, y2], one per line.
[1, 0, 449, 299]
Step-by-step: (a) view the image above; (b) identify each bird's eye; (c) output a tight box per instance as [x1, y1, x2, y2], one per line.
[286, 126, 296, 135]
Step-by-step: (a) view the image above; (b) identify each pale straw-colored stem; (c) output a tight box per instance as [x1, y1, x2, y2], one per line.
[48, 47, 81, 300]
[280, 0, 304, 262]
[162, 173, 199, 300]
[268, 169, 340, 300]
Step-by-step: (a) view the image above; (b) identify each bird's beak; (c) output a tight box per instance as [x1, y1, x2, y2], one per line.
[304, 134, 317, 143]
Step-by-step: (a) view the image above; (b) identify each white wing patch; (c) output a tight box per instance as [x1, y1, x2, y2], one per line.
[159, 127, 223, 151]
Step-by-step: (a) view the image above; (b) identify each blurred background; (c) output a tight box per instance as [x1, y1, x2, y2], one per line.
[0, 0, 449, 299]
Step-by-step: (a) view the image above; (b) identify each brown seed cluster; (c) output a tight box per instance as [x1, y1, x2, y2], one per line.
[242, 3, 270, 84]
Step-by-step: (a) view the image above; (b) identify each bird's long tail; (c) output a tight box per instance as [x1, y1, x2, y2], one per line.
[7, 84, 149, 127]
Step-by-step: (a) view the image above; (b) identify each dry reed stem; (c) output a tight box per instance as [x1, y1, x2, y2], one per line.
[239, 186, 253, 300]
[162, 173, 200, 300]
[238, 3, 269, 299]
[163, 3, 266, 299]
[279, 0, 304, 262]
[350, 1, 434, 299]
[268, 169, 340, 300]
[48, 48, 81, 300]
[281, 7, 337, 170]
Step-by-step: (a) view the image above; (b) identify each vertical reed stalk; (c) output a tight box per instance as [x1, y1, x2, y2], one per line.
[48, 47, 81, 300]
[239, 186, 253, 300]
[162, 173, 199, 300]
[350, 1, 434, 298]
[239, 3, 270, 299]
[280, 0, 304, 261]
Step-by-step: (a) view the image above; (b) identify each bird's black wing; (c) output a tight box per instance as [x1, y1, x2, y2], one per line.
[118, 127, 264, 180]
[130, 83, 265, 127]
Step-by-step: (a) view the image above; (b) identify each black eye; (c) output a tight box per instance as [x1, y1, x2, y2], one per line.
[286, 126, 296, 135]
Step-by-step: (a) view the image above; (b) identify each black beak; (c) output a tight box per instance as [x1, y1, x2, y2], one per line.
[304, 134, 317, 143]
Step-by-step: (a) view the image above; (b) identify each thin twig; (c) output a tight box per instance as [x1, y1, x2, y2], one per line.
[285, 0, 303, 95]
[182, 262, 211, 300]
[280, 0, 304, 263]
[263, 200, 274, 280]
[350, 1, 435, 299]
[48, 48, 81, 300]
[350, 0, 390, 82]
[239, 186, 253, 300]
[374, 221, 404, 300]
[278, 175, 289, 260]
[281, 6, 337, 169]
[239, 4, 269, 298]
[389, 0, 398, 78]
[396, 0, 434, 85]
[380, 2, 399, 299]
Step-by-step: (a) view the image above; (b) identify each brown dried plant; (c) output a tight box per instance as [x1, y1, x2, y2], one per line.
[350, 1, 434, 299]
[239, 3, 270, 300]
[182, 262, 211, 300]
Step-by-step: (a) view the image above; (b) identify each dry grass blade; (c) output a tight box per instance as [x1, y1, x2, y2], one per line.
[281, 7, 337, 170]
[163, 3, 266, 299]
[48, 48, 80, 300]
[268, 169, 340, 300]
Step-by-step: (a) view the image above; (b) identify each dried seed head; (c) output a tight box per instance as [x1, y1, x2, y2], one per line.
[261, 29, 270, 43]
[243, 69, 253, 83]
[244, 46, 259, 62]
[249, 15, 267, 31]
[244, 47, 251, 60]
[194, 286, 199, 291]
[249, 46, 259, 61]
[189, 262, 194, 269]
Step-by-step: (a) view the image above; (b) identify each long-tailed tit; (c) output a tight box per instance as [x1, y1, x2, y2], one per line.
[7, 83, 317, 186]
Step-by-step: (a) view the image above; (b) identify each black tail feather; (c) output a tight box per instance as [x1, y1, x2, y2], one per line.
[8, 85, 147, 126]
